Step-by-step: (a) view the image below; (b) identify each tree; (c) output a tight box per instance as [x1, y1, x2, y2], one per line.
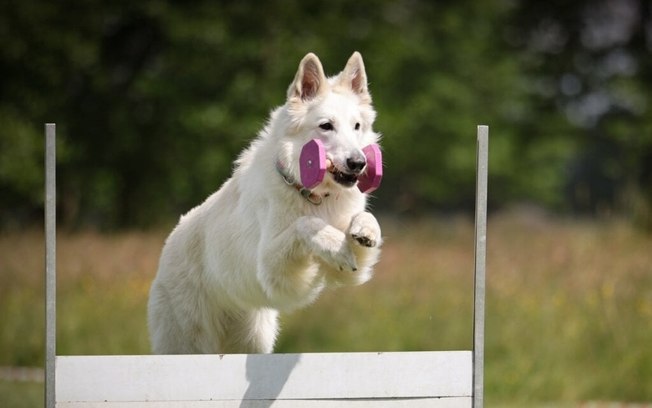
[509, 0, 652, 226]
[1, 0, 650, 228]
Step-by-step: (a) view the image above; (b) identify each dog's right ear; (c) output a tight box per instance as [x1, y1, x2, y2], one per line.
[287, 53, 327, 102]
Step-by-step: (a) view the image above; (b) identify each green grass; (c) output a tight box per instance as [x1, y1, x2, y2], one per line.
[0, 381, 42, 408]
[1, 214, 651, 406]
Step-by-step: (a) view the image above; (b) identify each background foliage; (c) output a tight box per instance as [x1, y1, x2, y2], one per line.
[1, 0, 651, 229]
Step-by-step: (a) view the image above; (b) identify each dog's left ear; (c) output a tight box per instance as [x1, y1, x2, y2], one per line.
[340, 52, 369, 98]
[288, 53, 327, 102]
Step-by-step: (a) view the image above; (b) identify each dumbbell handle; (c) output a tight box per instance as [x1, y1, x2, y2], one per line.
[299, 139, 382, 193]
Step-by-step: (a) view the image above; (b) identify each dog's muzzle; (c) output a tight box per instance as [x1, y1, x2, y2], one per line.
[329, 167, 361, 187]
[329, 153, 366, 187]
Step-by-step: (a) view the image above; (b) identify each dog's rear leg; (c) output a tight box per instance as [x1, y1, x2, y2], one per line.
[219, 308, 279, 353]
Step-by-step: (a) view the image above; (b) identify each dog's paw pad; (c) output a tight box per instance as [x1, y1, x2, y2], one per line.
[348, 212, 381, 248]
[352, 233, 376, 248]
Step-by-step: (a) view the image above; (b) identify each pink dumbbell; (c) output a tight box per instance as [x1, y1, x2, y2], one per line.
[358, 143, 383, 193]
[299, 139, 383, 193]
[299, 139, 328, 189]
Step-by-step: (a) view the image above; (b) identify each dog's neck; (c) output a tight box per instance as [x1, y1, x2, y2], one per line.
[275, 160, 328, 205]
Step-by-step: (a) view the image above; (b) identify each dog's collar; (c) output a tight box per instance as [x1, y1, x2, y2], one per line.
[275, 160, 325, 205]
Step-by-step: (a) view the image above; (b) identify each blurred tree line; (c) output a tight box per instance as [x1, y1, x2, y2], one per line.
[1, 0, 651, 229]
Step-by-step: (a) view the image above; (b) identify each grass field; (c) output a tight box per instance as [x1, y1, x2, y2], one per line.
[1, 212, 651, 406]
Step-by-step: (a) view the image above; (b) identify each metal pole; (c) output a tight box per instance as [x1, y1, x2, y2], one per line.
[45, 123, 56, 408]
[473, 125, 488, 408]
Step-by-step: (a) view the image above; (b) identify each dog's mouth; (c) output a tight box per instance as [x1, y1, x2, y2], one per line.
[329, 167, 358, 188]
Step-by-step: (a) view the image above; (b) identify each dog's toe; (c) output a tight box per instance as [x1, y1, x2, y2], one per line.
[352, 233, 376, 248]
[348, 212, 381, 248]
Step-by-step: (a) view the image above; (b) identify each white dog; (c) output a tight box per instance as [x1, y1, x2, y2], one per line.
[147, 52, 382, 354]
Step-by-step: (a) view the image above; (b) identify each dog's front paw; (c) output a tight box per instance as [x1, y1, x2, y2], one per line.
[316, 234, 358, 272]
[348, 212, 381, 248]
[297, 216, 358, 272]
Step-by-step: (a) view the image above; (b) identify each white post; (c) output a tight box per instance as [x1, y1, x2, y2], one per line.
[473, 125, 488, 408]
[45, 123, 56, 408]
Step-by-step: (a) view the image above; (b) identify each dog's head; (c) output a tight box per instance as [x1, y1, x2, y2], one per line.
[280, 52, 380, 193]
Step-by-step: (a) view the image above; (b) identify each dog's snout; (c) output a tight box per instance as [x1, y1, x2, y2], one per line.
[346, 155, 366, 174]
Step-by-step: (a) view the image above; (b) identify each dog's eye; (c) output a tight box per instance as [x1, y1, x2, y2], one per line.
[354, 122, 361, 131]
[319, 122, 334, 131]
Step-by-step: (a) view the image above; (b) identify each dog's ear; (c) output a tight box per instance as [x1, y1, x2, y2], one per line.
[288, 53, 327, 102]
[340, 51, 369, 98]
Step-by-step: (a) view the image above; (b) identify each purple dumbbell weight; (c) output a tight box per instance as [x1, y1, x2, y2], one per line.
[357, 143, 383, 193]
[299, 139, 382, 193]
[299, 139, 328, 189]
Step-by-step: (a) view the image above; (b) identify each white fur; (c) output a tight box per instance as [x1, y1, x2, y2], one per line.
[147, 52, 382, 354]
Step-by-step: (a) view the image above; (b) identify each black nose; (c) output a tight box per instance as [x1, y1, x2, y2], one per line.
[346, 156, 366, 174]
